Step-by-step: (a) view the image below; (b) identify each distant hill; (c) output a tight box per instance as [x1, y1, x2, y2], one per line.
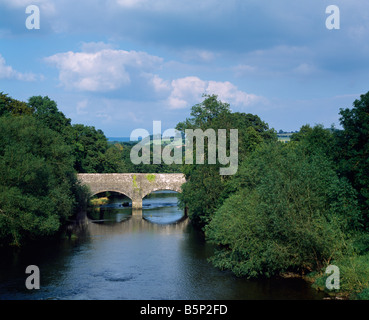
[109, 134, 297, 144]
[108, 135, 185, 145]
[108, 137, 131, 142]
[277, 132, 294, 143]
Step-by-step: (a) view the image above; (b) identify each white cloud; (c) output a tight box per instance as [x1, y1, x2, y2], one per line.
[149, 74, 171, 93]
[0, 54, 37, 81]
[206, 81, 260, 107]
[167, 76, 262, 110]
[167, 77, 207, 109]
[45, 43, 265, 113]
[45, 47, 163, 92]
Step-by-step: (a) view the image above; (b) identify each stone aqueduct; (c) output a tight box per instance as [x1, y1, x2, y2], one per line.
[77, 173, 186, 214]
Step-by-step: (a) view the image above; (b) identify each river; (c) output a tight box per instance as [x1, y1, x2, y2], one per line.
[0, 191, 326, 300]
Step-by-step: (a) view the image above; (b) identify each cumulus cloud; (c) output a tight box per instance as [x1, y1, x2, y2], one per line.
[166, 76, 263, 110]
[149, 74, 171, 94]
[45, 44, 262, 111]
[207, 81, 261, 107]
[167, 77, 207, 109]
[45, 48, 163, 92]
[0, 54, 37, 81]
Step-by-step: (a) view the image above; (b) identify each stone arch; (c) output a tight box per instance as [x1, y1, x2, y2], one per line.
[90, 189, 133, 201]
[77, 173, 186, 216]
[141, 187, 182, 200]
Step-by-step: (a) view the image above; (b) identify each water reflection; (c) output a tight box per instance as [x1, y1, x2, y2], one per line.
[88, 191, 185, 225]
[86, 214, 189, 238]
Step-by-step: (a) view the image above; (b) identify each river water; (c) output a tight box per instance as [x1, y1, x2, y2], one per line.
[0, 191, 326, 300]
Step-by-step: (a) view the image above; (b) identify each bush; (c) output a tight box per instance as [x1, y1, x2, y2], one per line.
[206, 142, 360, 278]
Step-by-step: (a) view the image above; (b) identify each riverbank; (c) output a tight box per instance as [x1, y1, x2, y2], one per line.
[279, 253, 369, 300]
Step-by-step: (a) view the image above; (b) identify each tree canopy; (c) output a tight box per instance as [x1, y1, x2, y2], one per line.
[176, 94, 277, 228]
[335, 92, 369, 225]
[0, 116, 84, 246]
[206, 141, 361, 278]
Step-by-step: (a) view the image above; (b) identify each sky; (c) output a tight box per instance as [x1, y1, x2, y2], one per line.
[0, 0, 369, 137]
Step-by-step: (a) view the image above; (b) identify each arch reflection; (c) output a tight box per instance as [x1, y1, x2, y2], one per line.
[88, 190, 186, 225]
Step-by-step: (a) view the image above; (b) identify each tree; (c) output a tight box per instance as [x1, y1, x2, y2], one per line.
[103, 144, 129, 173]
[291, 124, 335, 159]
[335, 92, 369, 225]
[176, 94, 231, 131]
[0, 116, 85, 246]
[69, 124, 109, 173]
[28, 95, 71, 134]
[0, 92, 33, 116]
[206, 141, 361, 278]
[176, 94, 276, 229]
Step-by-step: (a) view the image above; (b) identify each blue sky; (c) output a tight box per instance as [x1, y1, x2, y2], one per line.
[1, 0, 369, 137]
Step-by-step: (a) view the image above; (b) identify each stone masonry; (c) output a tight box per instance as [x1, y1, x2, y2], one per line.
[77, 173, 186, 210]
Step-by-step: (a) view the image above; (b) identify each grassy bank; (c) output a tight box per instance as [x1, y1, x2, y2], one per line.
[306, 253, 369, 299]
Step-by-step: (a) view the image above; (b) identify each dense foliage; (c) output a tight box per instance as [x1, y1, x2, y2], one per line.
[0, 115, 85, 246]
[206, 142, 360, 277]
[176, 92, 369, 298]
[335, 92, 369, 225]
[176, 94, 277, 228]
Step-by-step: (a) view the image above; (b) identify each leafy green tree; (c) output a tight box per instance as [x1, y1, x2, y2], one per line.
[176, 94, 232, 131]
[0, 92, 33, 116]
[103, 144, 129, 173]
[69, 124, 109, 173]
[0, 116, 84, 246]
[335, 92, 369, 225]
[28, 96, 71, 134]
[176, 94, 276, 229]
[291, 124, 335, 159]
[206, 142, 361, 278]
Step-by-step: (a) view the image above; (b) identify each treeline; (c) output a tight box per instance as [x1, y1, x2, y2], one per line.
[0, 92, 180, 247]
[176, 93, 369, 299]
